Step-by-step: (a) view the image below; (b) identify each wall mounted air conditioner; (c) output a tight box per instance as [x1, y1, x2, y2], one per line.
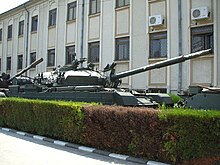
[191, 7, 209, 20]
[149, 15, 164, 26]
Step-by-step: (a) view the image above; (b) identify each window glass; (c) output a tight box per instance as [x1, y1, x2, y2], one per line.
[18, 20, 24, 36]
[66, 45, 75, 65]
[7, 57, 11, 70]
[0, 29, 2, 41]
[49, 9, 57, 26]
[30, 52, 36, 68]
[8, 25, 12, 39]
[88, 42, 99, 63]
[116, 0, 130, 8]
[150, 32, 167, 58]
[31, 16, 38, 32]
[115, 37, 129, 61]
[67, 2, 77, 21]
[90, 0, 101, 15]
[48, 49, 55, 66]
[17, 55, 23, 70]
[191, 26, 213, 53]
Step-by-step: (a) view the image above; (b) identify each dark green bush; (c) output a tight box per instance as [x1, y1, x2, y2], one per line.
[0, 98, 85, 143]
[159, 109, 220, 164]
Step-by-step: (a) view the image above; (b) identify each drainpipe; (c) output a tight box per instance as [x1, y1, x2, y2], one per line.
[178, 0, 182, 93]
[80, 0, 85, 66]
[24, 3, 30, 75]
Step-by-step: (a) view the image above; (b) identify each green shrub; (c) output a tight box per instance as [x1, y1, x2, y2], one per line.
[0, 98, 219, 164]
[159, 108, 220, 164]
[0, 98, 85, 143]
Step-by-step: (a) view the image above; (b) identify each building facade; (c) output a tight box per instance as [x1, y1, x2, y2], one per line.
[0, 0, 219, 93]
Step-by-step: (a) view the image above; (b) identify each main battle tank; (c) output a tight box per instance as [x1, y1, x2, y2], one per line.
[6, 49, 211, 107]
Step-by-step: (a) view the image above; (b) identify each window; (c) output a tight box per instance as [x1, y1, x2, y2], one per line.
[0, 58, 1, 72]
[191, 26, 213, 53]
[30, 52, 36, 68]
[8, 25, 12, 39]
[49, 9, 57, 27]
[17, 55, 23, 70]
[116, 0, 130, 8]
[88, 42, 99, 63]
[7, 57, 11, 70]
[31, 16, 38, 32]
[18, 20, 24, 36]
[149, 32, 167, 58]
[0, 29, 2, 41]
[48, 49, 55, 66]
[89, 0, 101, 15]
[66, 45, 75, 65]
[67, 2, 77, 21]
[115, 37, 129, 61]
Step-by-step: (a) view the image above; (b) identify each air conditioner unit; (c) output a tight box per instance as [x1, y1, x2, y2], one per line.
[191, 7, 209, 20]
[149, 15, 164, 26]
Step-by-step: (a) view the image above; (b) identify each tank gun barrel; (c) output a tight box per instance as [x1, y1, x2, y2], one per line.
[111, 49, 212, 81]
[8, 58, 43, 82]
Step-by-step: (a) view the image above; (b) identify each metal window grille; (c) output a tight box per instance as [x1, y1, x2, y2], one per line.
[47, 49, 55, 66]
[67, 2, 77, 21]
[49, 9, 57, 26]
[115, 37, 129, 61]
[150, 32, 167, 58]
[66, 45, 76, 65]
[88, 42, 100, 63]
[191, 25, 213, 53]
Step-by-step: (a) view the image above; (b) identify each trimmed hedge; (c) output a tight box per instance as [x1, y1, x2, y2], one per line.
[0, 98, 219, 164]
[0, 98, 84, 143]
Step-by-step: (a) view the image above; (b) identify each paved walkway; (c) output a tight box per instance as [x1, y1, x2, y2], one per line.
[0, 128, 169, 165]
[0, 130, 143, 165]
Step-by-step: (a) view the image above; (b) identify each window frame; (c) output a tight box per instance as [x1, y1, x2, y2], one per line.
[18, 20, 24, 36]
[7, 25, 13, 40]
[88, 42, 100, 63]
[30, 52, 36, 68]
[47, 49, 55, 67]
[67, 2, 77, 21]
[66, 45, 76, 65]
[49, 8, 57, 27]
[6, 57, 11, 71]
[17, 54, 23, 70]
[115, 37, 130, 61]
[116, 0, 130, 8]
[191, 25, 214, 53]
[89, 0, 101, 15]
[149, 32, 167, 59]
[0, 29, 2, 42]
[31, 15, 38, 32]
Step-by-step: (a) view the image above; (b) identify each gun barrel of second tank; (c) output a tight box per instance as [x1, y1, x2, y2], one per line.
[8, 58, 43, 82]
[111, 49, 211, 81]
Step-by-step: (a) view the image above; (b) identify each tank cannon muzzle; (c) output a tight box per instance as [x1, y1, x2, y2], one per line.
[110, 49, 212, 81]
[8, 58, 43, 82]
